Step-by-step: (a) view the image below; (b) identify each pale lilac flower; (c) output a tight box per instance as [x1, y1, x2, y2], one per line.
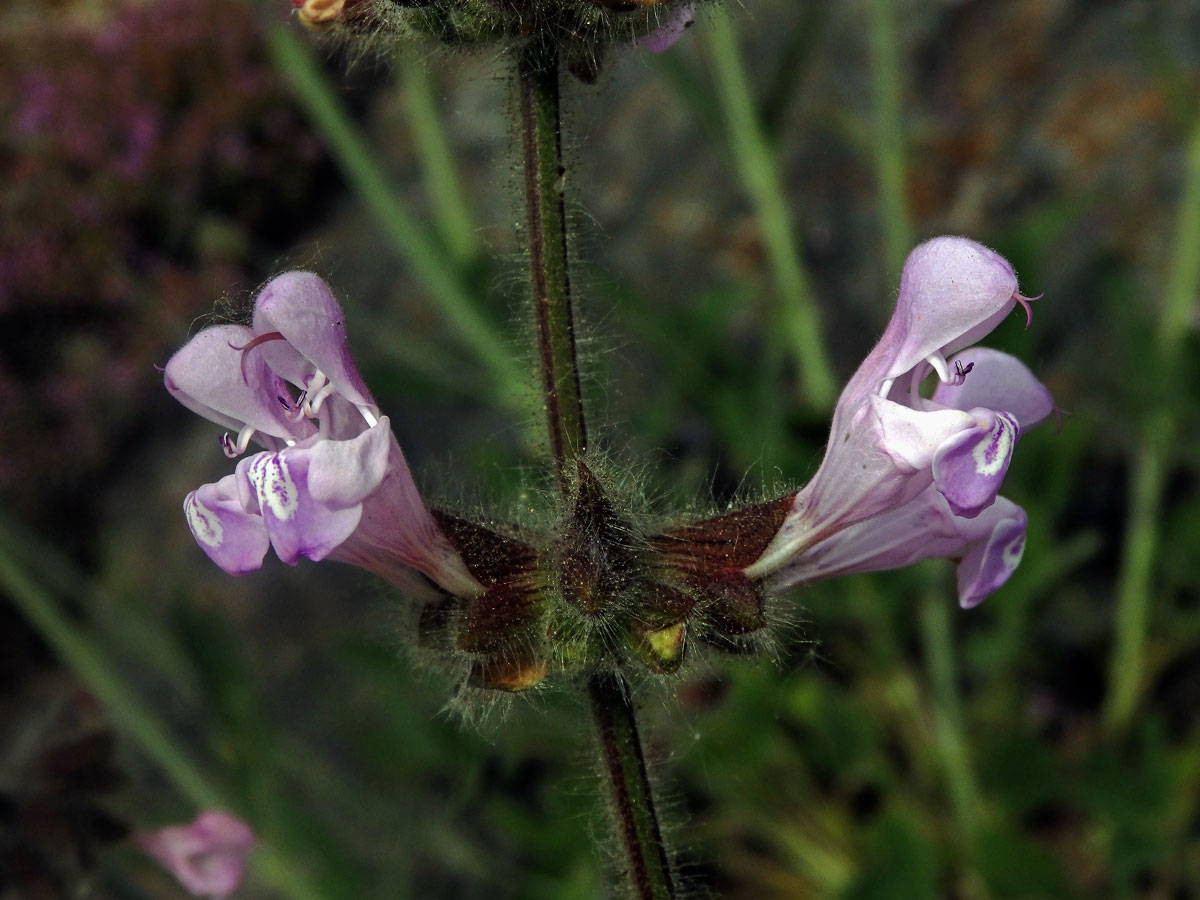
[636, 1, 696, 52]
[747, 237, 1050, 604]
[766, 490, 1029, 609]
[136, 811, 256, 900]
[165, 272, 480, 598]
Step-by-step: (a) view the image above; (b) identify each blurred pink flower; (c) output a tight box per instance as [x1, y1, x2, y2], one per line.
[136, 811, 256, 900]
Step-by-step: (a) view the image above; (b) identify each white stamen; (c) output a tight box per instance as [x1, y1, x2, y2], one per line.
[907, 365, 931, 411]
[306, 381, 337, 416]
[878, 377, 895, 398]
[357, 405, 378, 428]
[925, 352, 951, 383]
[221, 425, 257, 459]
[300, 370, 328, 418]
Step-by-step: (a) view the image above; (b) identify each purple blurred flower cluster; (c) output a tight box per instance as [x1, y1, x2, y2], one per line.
[0, 0, 322, 510]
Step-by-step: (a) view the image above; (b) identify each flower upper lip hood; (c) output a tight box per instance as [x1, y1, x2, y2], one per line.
[250, 271, 377, 415]
[832, 237, 1029, 440]
[853, 237, 1022, 392]
[746, 236, 1050, 605]
[164, 272, 480, 599]
[164, 324, 315, 454]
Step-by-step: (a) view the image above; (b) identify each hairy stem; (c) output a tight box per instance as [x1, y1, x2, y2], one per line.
[515, 41, 672, 896]
[588, 672, 677, 900]
[518, 37, 587, 490]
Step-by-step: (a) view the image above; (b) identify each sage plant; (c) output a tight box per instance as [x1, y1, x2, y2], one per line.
[163, 4, 1052, 897]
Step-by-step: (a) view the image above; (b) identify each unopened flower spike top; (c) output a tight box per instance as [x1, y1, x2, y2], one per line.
[291, 0, 699, 78]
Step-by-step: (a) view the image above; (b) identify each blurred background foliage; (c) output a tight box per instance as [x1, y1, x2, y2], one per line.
[2, 0, 1200, 897]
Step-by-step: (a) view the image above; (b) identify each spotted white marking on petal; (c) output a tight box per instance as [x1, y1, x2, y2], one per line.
[185, 494, 224, 548]
[972, 412, 1017, 477]
[1002, 530, 1025, 569]
[250, 453, 299, 521]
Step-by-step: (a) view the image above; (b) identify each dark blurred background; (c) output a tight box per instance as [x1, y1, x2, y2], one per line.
[3, 0, 1200, 897]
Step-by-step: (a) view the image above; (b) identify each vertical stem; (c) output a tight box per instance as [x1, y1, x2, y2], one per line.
[518, 37, 587, 491]
[588, 672, 677, 900]
[515, 40, 672, 897]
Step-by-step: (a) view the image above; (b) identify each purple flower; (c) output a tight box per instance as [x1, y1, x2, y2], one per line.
[136, 811, 256, 900]
[747, 237, 1051, 605]
[165, 272, 480, 598]
[766, 488, 1029, 609]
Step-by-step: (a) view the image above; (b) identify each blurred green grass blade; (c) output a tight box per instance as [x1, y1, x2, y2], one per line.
[704, 11, 837, 410]
[649, 51, 725, 149]
[919, 581, 984, 848]
[399, 52, 480, 267]
[0, 519, 334, 900]
[842, 810, 938, 900]
[1105, 111, 1200, 735]
[1159, 111, 1200, 355]
[0, 530, 222, 812]
[866, 0, 911, 277]
[758, 3, 830, 145]
[0, 510, 192, 689]
[265, 24, 528, 414]
[1105, 414, 1172, 735]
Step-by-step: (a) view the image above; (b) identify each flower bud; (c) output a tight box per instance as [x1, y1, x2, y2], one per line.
[629, 618, 687, 673]
[292, 0, 371, 31]
[468, 654, 549, 692]
[556, 462, 640, 617]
